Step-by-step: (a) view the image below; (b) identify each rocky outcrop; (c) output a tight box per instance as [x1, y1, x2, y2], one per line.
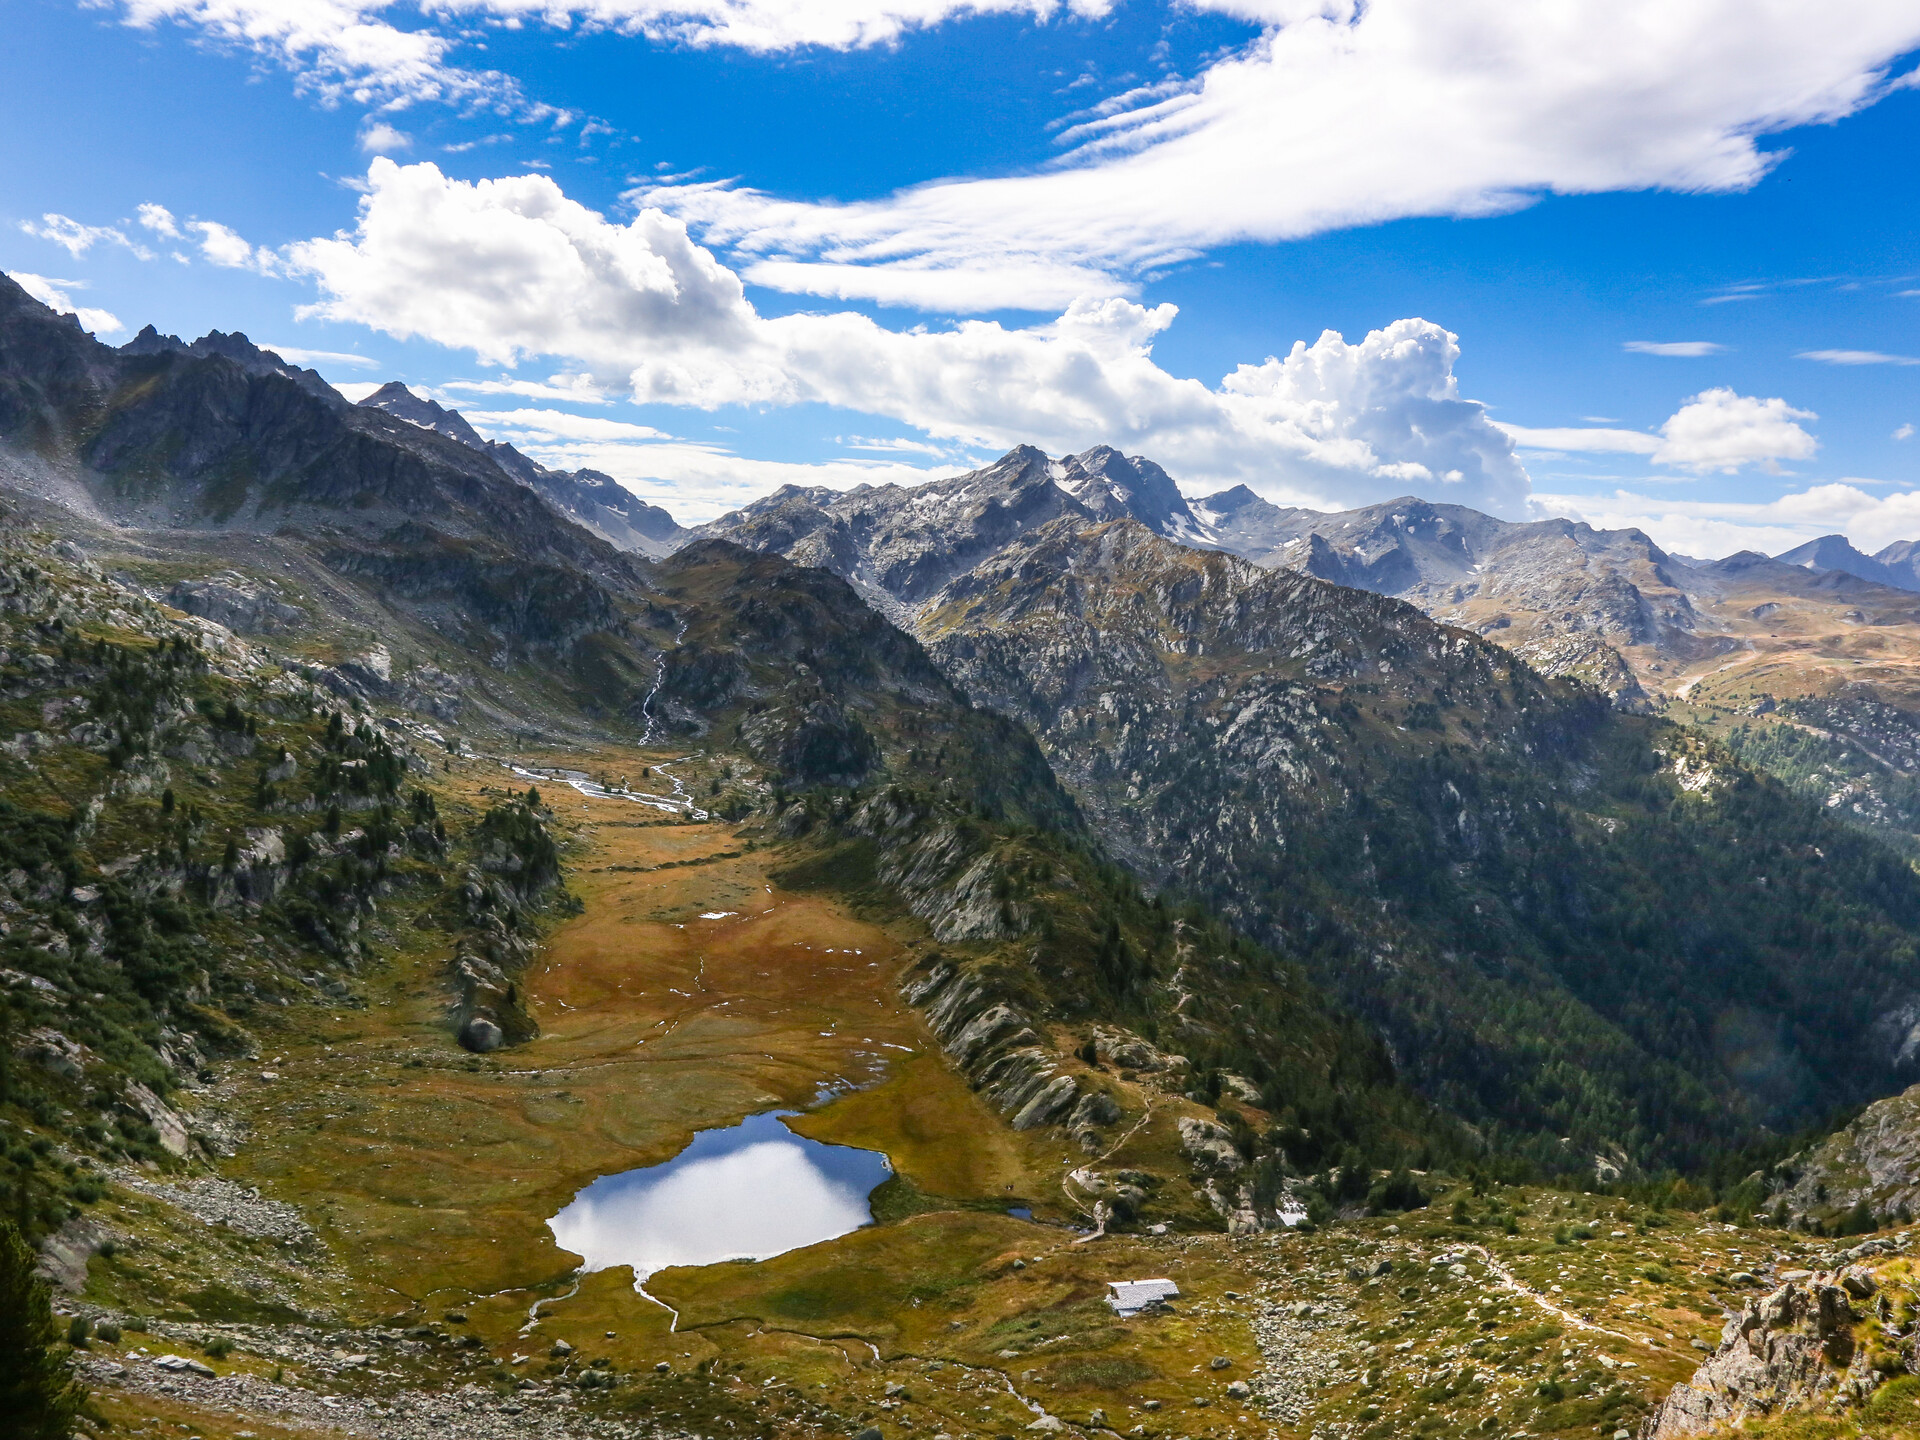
[901, 960, 1099, 1137]
[1178, 1116, 1246, 1172]
[36, 1214, 115, 1291]
[445, 800, 567, 1052]
[167, 574, 305, 634]
[844, 791, 1026, 942]
[1643, 1267, 1899, 1437]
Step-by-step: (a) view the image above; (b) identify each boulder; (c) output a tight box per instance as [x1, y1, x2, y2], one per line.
[153, 1354, 217, 1378]
[36, 1215, 112, 1291]
[460, 1016, 505, 1053]
[1177, 1115, 1246, 1171]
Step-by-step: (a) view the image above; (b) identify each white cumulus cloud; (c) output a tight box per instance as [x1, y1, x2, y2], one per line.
[358, 120, 412, 154]
[189, 219, 281, 273]
[283, 159, 1534, 514]
[1502, 389, 1818, 475]
[1651, 387, 1818, 474]
[136, 203, 182, 238]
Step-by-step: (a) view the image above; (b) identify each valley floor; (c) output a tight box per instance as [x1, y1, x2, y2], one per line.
[49, 742, 1920, 1440]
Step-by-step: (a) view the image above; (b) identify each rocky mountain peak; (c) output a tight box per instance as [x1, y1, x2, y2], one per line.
[1055, 444, 1204, 538]
[358, 380, 484, 449]
[349, 379, 685, 555]
[1197, 482, 1263, 516]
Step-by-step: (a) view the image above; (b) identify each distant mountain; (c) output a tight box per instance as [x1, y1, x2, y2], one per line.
[699, 444, 1214, 612]
[1774, 533, 1918, 592]
[357, 381, 688, 557]
[703, 451, 1693, 707]
[358, 379, 487, 448]
[1189, 490, 1705, 708]
[1875, 539, 1920, 589]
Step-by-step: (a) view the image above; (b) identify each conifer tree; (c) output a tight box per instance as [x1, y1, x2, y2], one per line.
[0, 1219, 86, 1438]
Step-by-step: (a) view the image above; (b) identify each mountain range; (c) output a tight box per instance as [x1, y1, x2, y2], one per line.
[279, 378, 1920, 730]
[12, 270, 1920, 1440]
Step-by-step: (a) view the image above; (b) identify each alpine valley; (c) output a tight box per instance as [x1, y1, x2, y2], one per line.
[11, 270, 1920, 1440]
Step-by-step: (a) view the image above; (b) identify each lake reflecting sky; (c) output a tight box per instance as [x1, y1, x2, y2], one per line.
[548, 1112, 890, 1282]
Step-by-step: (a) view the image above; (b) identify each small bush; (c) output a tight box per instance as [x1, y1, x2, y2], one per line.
[65, 1316, 90, 1348]
[1367, 1170, 1428, 1215]
[202, 1336, 233, 1359]
[93, 1321, 120, 1344]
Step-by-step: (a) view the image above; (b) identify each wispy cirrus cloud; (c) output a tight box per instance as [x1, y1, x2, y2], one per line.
[18, 212, 153, 260]
[264, 343, 381, 368]
[1797, 348, 1920, 365]
[97, 0, 1106, 122]
[439, 373, 613, 404]
[1623, 340, 1725, 357]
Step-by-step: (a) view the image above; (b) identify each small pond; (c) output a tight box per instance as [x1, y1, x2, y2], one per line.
[547, 1111, 892, 1283]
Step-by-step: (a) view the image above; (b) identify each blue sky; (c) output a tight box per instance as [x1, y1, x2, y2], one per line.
[3, 0, 1919, 554]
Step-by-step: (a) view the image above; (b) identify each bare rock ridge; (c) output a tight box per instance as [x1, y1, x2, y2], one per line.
[355, 381, 689, 558]
[119, 325, 345, 408]
[1777, 532, 1920, 592]
[700, 446, 1920, 714]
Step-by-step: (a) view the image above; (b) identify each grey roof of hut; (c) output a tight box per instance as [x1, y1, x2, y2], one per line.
[1106, 1278, 1179, 1315]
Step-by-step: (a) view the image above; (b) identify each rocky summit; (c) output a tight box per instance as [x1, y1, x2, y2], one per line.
[10, 267, 1920, 1440]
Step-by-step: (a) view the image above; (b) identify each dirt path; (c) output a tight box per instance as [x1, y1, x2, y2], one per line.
[1462, 1244, 1655, 1348]
[1672, 646, 1754, 699]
